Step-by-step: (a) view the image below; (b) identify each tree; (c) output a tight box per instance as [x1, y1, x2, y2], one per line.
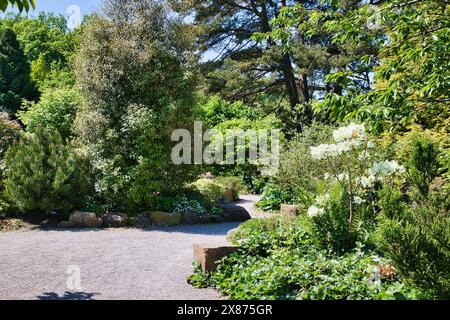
[0, 0, 35, 13]
[0, 27, 38, 113]
[75, 0, 199, 210]
[171, 0, 377, 131]
[309, 0, 450, 132]
[1, 13, 82, 91]
[4, 126, 91, 214]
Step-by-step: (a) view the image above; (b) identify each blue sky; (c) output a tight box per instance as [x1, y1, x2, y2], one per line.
[2, 0, 101, 17]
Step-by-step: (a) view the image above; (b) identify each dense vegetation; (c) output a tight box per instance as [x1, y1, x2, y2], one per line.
[0, 0, 449, 299]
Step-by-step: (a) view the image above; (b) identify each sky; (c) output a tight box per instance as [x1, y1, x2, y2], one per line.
[1, 0, 101, 18]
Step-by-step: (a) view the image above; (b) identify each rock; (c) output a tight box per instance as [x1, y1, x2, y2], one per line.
[280, 204, 298, 216]
[220, 205, 251, 222]
[182, 212, 201, 225]
[149, 211, 182, 226]
[57, 221, 76, 228]
[199, 215, 225, 224]
[194, 244, 240, 272]
[102, 213, 125, 228]
[133, 213, 153, 228]
[69, 211, 102, 228]
[223, 188, 234, 204]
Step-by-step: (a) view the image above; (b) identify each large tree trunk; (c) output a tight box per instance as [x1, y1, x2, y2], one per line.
[280, 53, 300, 109]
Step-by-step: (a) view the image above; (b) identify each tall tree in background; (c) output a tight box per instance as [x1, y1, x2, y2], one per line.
[0, 28, 37, 114]
[75, 0, 199, 210]
[171, 0, 378, 130]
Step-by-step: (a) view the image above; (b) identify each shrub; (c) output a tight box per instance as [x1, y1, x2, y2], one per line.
[4, 126, 92, 214]
[277, 123, 334, 195]
[216, 176, 246, 200]
[256, 183, 298, 211]
[190, 178, 226, 206]
[406, 136, 440, 197]
[19, 88, 81, 140]
[0, 113, 21, 217]
[308, 182, 376, 252]
[173, 196, 206, 216]
[376, 137, 450, 298]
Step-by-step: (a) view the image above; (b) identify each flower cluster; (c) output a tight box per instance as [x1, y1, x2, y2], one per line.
[310, 123, 369, 160]
[358, 160, 405, 189]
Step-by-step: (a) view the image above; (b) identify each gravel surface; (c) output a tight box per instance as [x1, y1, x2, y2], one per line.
[0, 195, 262, 300]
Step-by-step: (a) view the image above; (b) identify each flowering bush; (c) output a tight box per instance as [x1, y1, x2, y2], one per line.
[307, 123, 404, 250]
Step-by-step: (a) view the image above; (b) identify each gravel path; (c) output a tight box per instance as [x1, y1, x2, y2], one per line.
[0, 195, 261, 300]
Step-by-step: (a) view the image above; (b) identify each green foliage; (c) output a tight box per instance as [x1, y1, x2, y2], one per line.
[0, 27, 38, 113]
[19, 88, 80, 140]
[276, 123, 334, 203]
[0, 112, 21, 177]
[199, 96, 259, 128]
[256, 183, 298, 212]
[74, 2, 199, 210]
[309, 182, 375, 253]
[406, 137, 440, 197]
[173, 196, 206, 216]
[190, 178, 226, 205]
[311, 1, 450, 132]
[216, 176, 246, 200]
[0, 0, 35, 13]
[4, 126, 91, 213]
[191, 217, 418, 300]
[3, 13, 81, 91]
[376, 137, 450, 299]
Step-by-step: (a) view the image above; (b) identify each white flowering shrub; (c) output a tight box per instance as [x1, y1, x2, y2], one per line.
[307, 123, 405, 251]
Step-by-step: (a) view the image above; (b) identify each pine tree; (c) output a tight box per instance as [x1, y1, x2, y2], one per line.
[4, 126, 91, 213]
[0, 27, 38, 114]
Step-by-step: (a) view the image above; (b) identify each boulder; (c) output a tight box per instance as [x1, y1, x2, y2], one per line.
[69, 211, 102, 228]
[57, 221, 76, 228]
[223, 188, 234, 204]
[280, 204, 298, 216]
[181, 212, 201, 225]
[149, 211, 182, 226]
[220, 205, 251, 222]
[199, 215, 225, 224]
[193, 244, 240, 272]
[102, 213, 125, 228]
[133, 213, 153, 228]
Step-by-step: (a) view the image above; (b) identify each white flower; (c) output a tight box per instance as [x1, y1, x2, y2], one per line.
[308, 205, 324, 218]
[353, 196, 364, 205]
[333, 123, 366, 142]
[338, 172, 349, 181]
[367, 141, 376, 149]
[370, 160, 405, 177]
[359, 175, 376, 188]
[324, 173, 331, 180]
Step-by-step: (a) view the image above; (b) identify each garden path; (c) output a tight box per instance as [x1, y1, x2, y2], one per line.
[0, 195, 260, 300]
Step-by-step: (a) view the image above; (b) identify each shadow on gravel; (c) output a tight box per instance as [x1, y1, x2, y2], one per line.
[37, 291, 98, 300]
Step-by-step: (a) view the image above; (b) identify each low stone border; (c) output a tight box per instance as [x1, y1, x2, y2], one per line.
[57, 205, 252, 229]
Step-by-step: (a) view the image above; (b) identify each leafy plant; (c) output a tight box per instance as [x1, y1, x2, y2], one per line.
[19, 88, 81, 140]
[173, 196, 206, 216]
[4, 126, 91, 213]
